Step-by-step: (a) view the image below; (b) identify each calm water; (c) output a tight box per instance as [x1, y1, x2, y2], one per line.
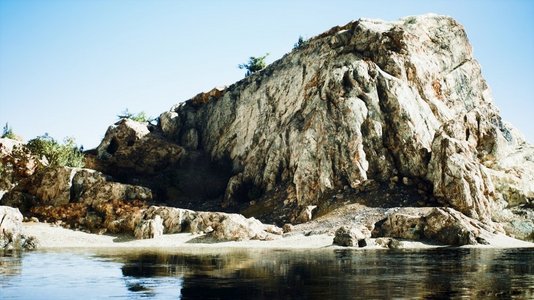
[1, 247, 533, 299]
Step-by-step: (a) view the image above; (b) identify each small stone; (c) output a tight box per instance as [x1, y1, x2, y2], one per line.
[296, 205, 317, 223]
[21, 235, 39, 250]
[264, 225, 283, 235]
[283, 223, 294, 233]
[375, 237, 402, 249]
[30, 217, 39, 223]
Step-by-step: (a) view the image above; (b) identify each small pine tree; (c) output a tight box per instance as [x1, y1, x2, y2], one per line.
[117, 109, 154, 123]
[1, 123, 17, 139]
[238, 53, 269, 77]
[293, 36, 307, 50]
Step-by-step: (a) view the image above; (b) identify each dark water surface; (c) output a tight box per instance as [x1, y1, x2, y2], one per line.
[1, 247, 533, 299]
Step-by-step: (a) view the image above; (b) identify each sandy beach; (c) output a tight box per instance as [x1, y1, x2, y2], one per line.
[22, 222, 534, 250]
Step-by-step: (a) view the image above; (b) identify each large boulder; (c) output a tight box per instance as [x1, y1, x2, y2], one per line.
[3, 165, 152, 206]
[0, 206, 37, 250]
[208, 214, 269, 241]
[96, 119, 184, 175]
[333, 225, 371, 247]
[373, 207, 493, 246]
[34, 166, 77, 206]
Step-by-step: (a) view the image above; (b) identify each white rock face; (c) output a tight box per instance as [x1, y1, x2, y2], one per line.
[0, 206, 23, 249]
[158, 14, 532, 228]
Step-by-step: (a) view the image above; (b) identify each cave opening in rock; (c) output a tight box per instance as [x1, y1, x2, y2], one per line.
[106, 138, 119, 155]
[233, 180, 263, 204]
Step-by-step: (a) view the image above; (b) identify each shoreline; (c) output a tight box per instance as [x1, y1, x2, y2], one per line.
[22, 222, 534, 251]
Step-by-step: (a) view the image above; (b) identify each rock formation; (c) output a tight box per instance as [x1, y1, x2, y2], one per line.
[333, 225, 371, 247]
[1, 14, 533, 245]
[0, 206, 37, 250]
[372, 207, 493, 246]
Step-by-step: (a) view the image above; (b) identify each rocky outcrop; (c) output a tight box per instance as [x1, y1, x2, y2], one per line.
[96, 119, 184, 176]
[0, 138, 41, 199]
[0, 206, 38, 250]
[1, 14, 532, 245]
[333, 225, 371, 247]
[373, 207, 493, 246]
[0, 206, 23, 249]
[139, 13, 531, 234]
[93, 119, 231, 210]
[141, 206, 282, 241]
[2, 165, 152, 213]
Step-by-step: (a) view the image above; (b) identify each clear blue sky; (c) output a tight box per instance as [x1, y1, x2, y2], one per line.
[1, 0, 533, 148]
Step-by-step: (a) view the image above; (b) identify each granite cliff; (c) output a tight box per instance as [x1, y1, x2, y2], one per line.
[1, 14, 532, 247]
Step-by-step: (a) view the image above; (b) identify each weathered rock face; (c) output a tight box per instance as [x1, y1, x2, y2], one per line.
[139, 13, 531, 232]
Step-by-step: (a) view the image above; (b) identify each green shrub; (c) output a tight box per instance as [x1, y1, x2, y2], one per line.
[26, 134, 85, 168]
[117, 109, 154, 123]
[238, 53, 269, 77]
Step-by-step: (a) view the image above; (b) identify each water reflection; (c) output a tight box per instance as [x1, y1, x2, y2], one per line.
[1, 248, 533, 299]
